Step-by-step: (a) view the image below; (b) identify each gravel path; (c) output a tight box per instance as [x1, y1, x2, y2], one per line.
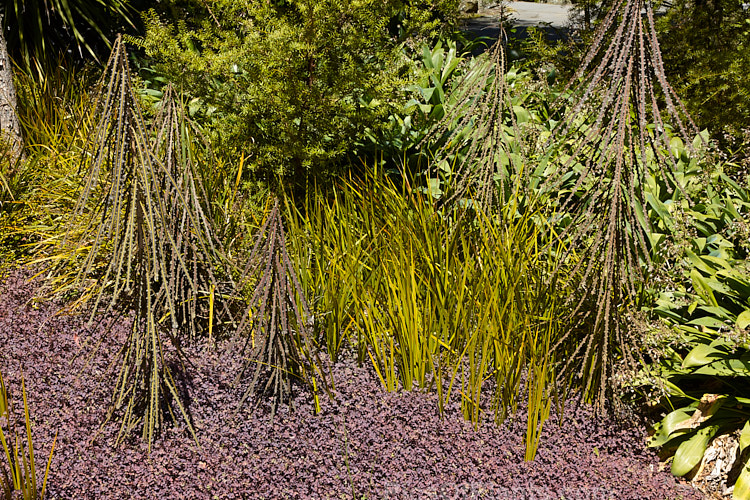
[0, 267, 702, 499]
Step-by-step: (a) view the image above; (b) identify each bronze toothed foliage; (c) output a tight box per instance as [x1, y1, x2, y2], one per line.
[236, 199, 332, 415]
[540, 0, 701, 409]
[56, 36, 234, 447]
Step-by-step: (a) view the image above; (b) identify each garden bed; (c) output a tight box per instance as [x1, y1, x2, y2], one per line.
[0, 267, 701, 499]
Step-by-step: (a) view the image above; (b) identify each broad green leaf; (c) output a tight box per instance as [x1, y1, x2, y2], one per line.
[697, 306, 734, 321]
[708, 280, 738, 296]
[692, 129, 709, 151]
[679, 330, 716, 344]
[686, 251, 717, 274]
[740, 420, 750, 452]
[690, 268, 718, 306]
[648, 232, 667, 252]
[422, 44, 435, 69]
[646, 192, 671, 227]
[694, 237, 707, 253]
[429, 74, 445, 103]
[683, 344, 726, 368]
[702, 255, 733, 270]
[513, 105, 530, 124]
[709, 336, 737, 349]
[670, 136, 685, 157]
[649, 408, 696, 448]
[431, 49, 444, 72]
[671, 424, 720, 477]
[656, 308, 690, 323]
[419, 87, 436, 102]
[441, 50, 460, 84]
[686, 316, 725, 329]
[687, 301, 699, 315]
[694, 358, 750, 377]
[725, 197, 744, 222]
[739, 310, 750, 330]
[724, 276, 750, 298]
[426, 178, 443, 199]
[720, 173, 750, 203]
[735, 458, 750, 500]
[429, 103, 444, 120]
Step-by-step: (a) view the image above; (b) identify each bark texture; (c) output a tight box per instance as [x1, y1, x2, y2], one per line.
[0, 20, 23, 163]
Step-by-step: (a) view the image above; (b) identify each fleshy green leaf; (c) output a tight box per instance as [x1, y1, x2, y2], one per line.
[513, 105, 530, 124]
[693, 358, 750, 377]
[683, 344, 726, 368]
[738, 310, 750, 330]
[671, 424, 720, 477]
[649, 407, 695, 448]
[735, 459, 750, 500]
[686, 316, 725, 328]
[740, 420, 750, 452]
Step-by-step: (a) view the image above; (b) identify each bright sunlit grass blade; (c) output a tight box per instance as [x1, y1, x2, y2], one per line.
[0, 370, 55, 499]
[280, 166, 568, 460]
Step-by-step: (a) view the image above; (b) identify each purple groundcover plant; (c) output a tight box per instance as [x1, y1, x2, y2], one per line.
[0, 267, 701, 499]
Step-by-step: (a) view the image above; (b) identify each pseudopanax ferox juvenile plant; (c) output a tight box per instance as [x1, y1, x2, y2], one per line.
[42, 34, 333, 448]
[420, 37, 524, 212]
[235, 198, 333, 416]
[426, 0, 703, 412]
[54, 36, 235, 447]
[540, 0, 703, 410]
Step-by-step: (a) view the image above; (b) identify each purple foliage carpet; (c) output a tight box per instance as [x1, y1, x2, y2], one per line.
[0, 267, 702, 499]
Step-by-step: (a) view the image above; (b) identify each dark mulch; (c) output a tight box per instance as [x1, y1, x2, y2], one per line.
[0, 267, 702, 499]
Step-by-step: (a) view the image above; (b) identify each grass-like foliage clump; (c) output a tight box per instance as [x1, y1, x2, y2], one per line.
[0, 370, 55, 500]
[284, 169, 567, 459]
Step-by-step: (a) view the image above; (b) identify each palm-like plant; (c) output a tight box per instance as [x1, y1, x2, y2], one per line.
[0, 0, 134, 75]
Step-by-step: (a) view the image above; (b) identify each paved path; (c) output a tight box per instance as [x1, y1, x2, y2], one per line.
[503, 1, 573, 28]
[462, 1, 574, 43]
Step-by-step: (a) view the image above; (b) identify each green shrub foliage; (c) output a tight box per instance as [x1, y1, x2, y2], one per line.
[138, 0, 458, 183]
[656, 0, 750, 143]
